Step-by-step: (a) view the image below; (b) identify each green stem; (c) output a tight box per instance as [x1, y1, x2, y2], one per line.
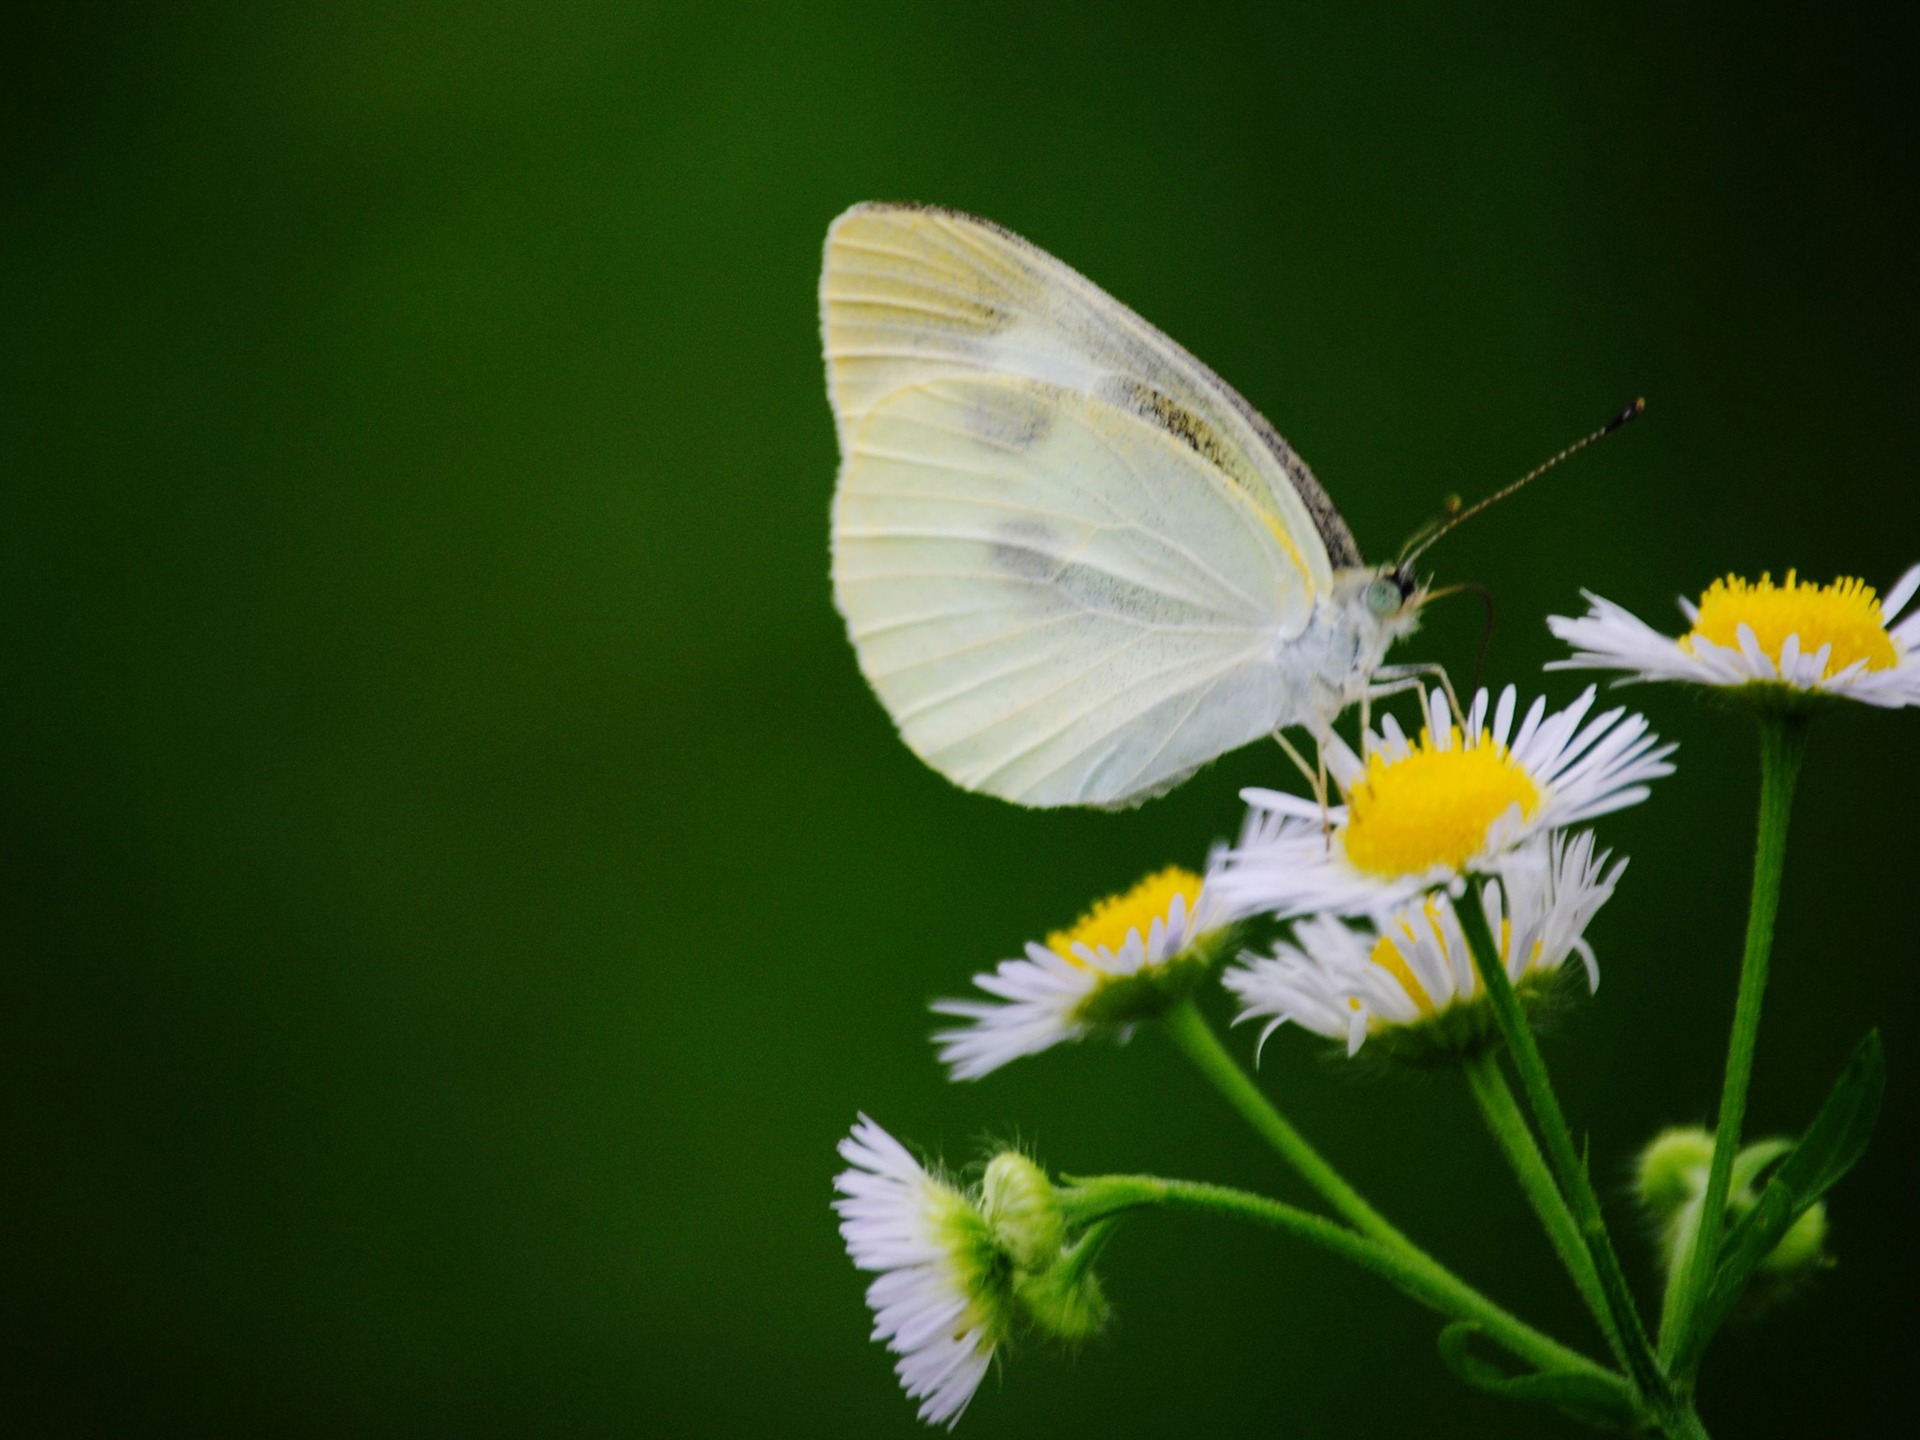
[1059, 1173, 1624, 1394]
[1160, 999, 1410, 1252]
[1663, 1404, 1713, 1440]
[1660, 714, 1808, 1371]
[1464, 1050, 1625, 1367]
[1454, 893, 1673, 1413]
[1159, 999, 1664, 1423]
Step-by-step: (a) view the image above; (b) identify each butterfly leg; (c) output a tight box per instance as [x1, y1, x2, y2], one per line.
[1369, 662, 1466, 729]
[1358, 674, 1436, 729]
[1271, 728, 1325, 808]
[1315, 740, 1331, 849]
[1274, 727, 1341, 847]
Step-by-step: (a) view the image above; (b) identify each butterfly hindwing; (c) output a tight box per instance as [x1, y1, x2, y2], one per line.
[833, 375, 1313, 807]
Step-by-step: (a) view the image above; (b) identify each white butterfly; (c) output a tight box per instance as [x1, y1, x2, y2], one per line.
[823, 202, 1429, 809]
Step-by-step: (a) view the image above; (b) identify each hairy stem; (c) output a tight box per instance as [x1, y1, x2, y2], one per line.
[1660, 714, 1809, 1371]
[1058, 1173, 1623, 1393]
[1455, 893, 1673, 1412]
[1464, 1049, 1625, 1366]
[1160, 999, 1407, 1249]
[1157, 1000, 1665, 1424]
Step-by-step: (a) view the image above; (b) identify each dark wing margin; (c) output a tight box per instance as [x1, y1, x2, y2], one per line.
[1179, 341, 1362, 569]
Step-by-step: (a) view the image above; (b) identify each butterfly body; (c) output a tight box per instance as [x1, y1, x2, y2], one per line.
[823, 203, 1422, 808]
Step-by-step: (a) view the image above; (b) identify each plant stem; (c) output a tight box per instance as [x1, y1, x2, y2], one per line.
[1454, 893, 1673, 1413]
[1464, 1050, 1625, 1367]
[1660, 714, 1809, 1371]
[1058, 1173, 1625, 1395]
[1663, 1404, 1713, 1440]
[1160, 999, 1409, 1251]
[1159, 999, 1662, 1420]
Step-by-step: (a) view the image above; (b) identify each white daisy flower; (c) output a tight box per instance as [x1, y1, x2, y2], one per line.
[933, 866, 1233, 1080]
[1208, 686, 1670, 920]
[1548, 565, 1920, 708]
[1224, 831, 1625, 1064]
[834, 1115, 1008, 1428]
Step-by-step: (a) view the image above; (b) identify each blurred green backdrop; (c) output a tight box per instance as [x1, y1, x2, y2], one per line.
[6, 3, 1917, 1435]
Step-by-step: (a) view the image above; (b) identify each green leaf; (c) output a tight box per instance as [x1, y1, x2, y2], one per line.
[1436, 1323, 1641, 1430]
[1678, 1030, 1885, 1372]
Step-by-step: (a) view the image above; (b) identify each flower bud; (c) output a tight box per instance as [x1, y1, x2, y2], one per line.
[1633, 1126, 1831, 1308]
[979, 1150, 1112, 1344]
[1729, 1150, 1830, 1317]
[1014, 1251, 1110, 1343]
[1755, 1200, 1828, 1279]
[1636, 1126, 1714, 1222]
[980, 1151, 1064, 1270]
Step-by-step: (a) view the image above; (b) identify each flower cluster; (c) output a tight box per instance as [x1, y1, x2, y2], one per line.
[1194, 683, 1664, 1061]
[1635, 1126, 1830, 1313]
[837, 560, 1913, 1428]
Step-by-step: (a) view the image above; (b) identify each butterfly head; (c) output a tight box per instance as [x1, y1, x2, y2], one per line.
[1319, 564, 1429, 715]
[1362, 564, 1425, 630]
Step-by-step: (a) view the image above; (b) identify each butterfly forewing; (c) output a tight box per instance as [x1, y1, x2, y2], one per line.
[822, 204, 1359, 580]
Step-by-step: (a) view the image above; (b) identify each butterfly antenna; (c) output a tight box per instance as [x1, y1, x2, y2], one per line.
[1399, 397, 1645, 567]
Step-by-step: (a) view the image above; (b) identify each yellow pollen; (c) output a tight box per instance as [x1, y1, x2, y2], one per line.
[1369, 926, 1439, 1016]
[1048, 866, 1203, 966]
[1682, 570, 1897, 676]
[1364, 913, 1537, 1027]
[1342, 729, 1541, 878]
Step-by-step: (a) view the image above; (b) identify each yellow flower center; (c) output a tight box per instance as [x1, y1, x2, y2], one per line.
[1369, 922, 1441, 1016]
[1364, 913, 1533, 1023]
[1342, 729, 1541, 878]
[1682, 570, 1897, 676]
[1048, 866, 1202, 965]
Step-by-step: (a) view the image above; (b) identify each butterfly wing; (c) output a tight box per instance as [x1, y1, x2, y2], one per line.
[823, 204, 1357, 807]
[834, 375, 1312, 807]
[822, 203, 1361, 576]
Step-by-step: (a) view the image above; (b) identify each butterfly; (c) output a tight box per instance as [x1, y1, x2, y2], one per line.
[821, 203, 1457, 809]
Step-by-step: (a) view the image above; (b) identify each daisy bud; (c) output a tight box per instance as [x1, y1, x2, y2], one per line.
[1636, 1126, 1716, 1220]
[981, 1151, 1064, 1269]
[1754, 1200, 1829, 1281]
[1634, 1126, 1831, 1309]
[980, 1150, 1111, 1343]
[1013, 1242, 1110, 1344]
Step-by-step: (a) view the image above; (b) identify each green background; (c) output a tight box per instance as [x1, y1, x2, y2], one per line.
[6, 3, 1916, 1435]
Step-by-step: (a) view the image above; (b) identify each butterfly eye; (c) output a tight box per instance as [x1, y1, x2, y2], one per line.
[1365, 577, 1403, 617]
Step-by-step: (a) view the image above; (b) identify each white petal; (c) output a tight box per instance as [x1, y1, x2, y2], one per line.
[1493, 686, 1517, 746]
[1884, 562, 1920, 621]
